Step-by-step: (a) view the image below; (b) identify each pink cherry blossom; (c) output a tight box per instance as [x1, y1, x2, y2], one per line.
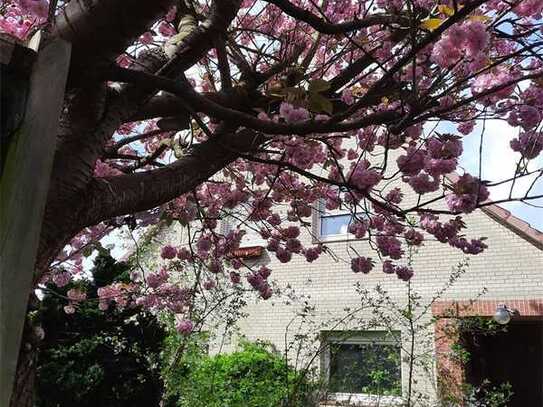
[260, 284, 273, 300]
[203, 279, 216, 290]
[376, 236, 403, 259]
[510, 131, 543, 159]
[247, 272, 265, 290]
[176, 319, 194, 335]
[67, 288, 86, 302]
[514, 0, 543, 17]
[406, 172, 440, 194]
[275, 247, 292, 263]
[303, 247, 320, 262]
[279, 102, 310, 123]
[347, 221, 368, 239]
[404, 229, 424, 246]
[446, 174, 490, 213]
[18, 0, 48, 19]
[140, 32, 154, 45]
[52, 271, 71, 288]
[397, 147, 426, 176]
[395, 266, 414, 282]
[351, 257, 374, 274]
[230, 271, 241, 284]
[63, 305, 76, 314]
[161, 245, 177, 259]
[258, 266, 272, 279]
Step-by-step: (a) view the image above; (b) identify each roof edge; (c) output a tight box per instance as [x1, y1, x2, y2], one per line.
[445, 172, 542, 250]
[480, 204, 543, 251]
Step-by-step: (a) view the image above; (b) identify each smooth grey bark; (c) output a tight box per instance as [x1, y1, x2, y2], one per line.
[0, 38, 71, 407]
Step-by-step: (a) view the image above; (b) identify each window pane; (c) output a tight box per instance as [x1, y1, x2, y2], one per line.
[320, 214, 352, 236]
[329, 342, 402, 396]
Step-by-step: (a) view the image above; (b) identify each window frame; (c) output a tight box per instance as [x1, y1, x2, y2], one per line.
[313, 196, 363, 243]
[321, 331, 404, 406]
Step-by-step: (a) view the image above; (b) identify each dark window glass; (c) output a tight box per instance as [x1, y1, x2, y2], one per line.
[329, 342, 402, 396]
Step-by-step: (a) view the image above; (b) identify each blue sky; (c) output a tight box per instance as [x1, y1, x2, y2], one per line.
[457, 119, 543, 231]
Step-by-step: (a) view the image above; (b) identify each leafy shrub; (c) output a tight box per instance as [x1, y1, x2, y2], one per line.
[169, 340, 316, 407]
[36, 254, 166, 407]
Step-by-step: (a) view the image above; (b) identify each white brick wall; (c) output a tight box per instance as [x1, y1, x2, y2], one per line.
[136, 153, 543, 405]
[211, 207, 541, 405]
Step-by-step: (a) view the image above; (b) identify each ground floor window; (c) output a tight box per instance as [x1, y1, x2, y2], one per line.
[323, 331, 402, 398]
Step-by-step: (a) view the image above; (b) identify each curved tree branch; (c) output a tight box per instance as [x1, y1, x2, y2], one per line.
[109, 66, 401, 134]
[79, 128, 263, 227]
[264, 0, 408, 34]
[52, 0, 175, 84]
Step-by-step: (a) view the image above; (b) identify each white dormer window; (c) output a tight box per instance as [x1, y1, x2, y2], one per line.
[317, 186, 354, 239]
[314, 184, 371, 241]
[318, 204, 354, 237]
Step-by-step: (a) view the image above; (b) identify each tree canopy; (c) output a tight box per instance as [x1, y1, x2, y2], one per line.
[2, 0, 543, 348]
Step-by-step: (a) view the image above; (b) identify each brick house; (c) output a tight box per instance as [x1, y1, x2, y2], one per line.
[139, 183, 543, 406]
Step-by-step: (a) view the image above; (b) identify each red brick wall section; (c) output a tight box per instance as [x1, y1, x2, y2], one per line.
[432, 299, 543, 317]
[432, 299, 543, 405]
[434, 318, 464, 404]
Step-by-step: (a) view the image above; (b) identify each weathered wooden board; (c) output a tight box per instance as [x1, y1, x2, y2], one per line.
[0, 38, 71, 407]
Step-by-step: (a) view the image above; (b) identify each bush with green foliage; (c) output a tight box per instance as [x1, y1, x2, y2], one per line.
[35, 254, 166, 407]
[164, 340, 316, 407]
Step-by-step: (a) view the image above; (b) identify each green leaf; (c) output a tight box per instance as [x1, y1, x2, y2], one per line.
[437, 4, 455, 16]
[308, 79, 331, 93]
[420, 18, 443, 31]
[308, 93, 333, 114]
[82, 245, 94, 258]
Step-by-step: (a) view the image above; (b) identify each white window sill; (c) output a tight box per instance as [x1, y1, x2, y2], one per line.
[321, 393, 405, 407]
[313, 233, 362, 244]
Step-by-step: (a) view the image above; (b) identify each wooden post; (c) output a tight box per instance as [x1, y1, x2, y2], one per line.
[0, 36, 71, 406]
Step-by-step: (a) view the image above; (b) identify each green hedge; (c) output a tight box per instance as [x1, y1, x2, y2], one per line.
[170, 341, 315, 407]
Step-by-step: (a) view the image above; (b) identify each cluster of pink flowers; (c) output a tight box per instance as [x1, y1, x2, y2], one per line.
[265, 224, 323, 264]
[348, 221, 368, 239]
[176, 319, 193, 335]
[247, 266, 273, 299]
[279, 102, 310, 123]
[351, 256, 374, 273]
[135, 281, 191, 313]
[0, 0, 48, 40]
[284, 138, 327, 169]
[446, 174, 490, 213]
[420, 213, 487, 254]
[404, 229, 424, 246]
[507, 106, 541, 130]
[97, 283, 134, 311]
[348, 160, 382, 191]
[382, 261, 414, 281]
[450, 236, 488, 255]
[471, 68, 516, 104]
[63, 288, 87, 314]
[510, 131, 543, 159]
[376, 236, 404, 259]
[160, 245, 177, 260]
[431, 21, 489, 68]
[425, 136, 463, 175]
[398, 135, 464, 195]
[146, 267, 169, 289]
[514, 0, 543, 17]
[52, 271, 71, 288]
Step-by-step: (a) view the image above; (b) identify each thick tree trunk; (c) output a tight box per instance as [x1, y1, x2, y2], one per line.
[9, 319, 39, 407]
